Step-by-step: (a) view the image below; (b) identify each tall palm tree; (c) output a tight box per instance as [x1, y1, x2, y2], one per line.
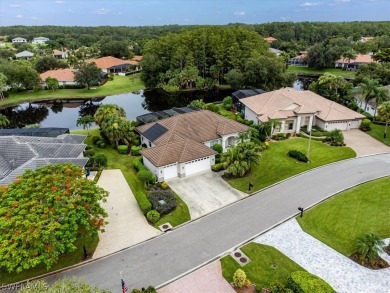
[101, 114, 129, 148]
[342, 49, 357, 70]
[357, 77, 381, 112]
[355, 233, 384, 265]
[76, 115, 95, 136]
[0, 114, 10, 128]
[372, 87, 390, 120]
[377, 101, 390, 139]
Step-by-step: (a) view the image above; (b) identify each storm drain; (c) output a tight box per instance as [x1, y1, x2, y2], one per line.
[230, 249, 251, 266]
[159, 222, 173, 232]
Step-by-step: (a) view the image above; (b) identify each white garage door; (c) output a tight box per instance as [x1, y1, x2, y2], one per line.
[185, 157, 211, 176]
[163, 164, 178, 180]
[350, 120, 361, 129]
[326, 122, 348, 131]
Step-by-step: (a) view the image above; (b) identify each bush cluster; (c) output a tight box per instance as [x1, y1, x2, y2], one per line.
[272, 133, 289, 141]
[360, 119, 372, 131]
[211, 163, 225, 172]
[133, 156, 147, 172]
[83, 149, 95, 157]
[131, 286, 157, 293]
[118, 145, 129, 154]
[137, 170, 156, 185]
[146, 210, 160, 223]
[147, 190, 177, 215]
[92, 136, 100, 145]
[131, 145, 143, 156]
[287, 271, 335, 293]
[233, 269, 246, 289]
[161, 181, 169, 189]
[213, 143, 223, 154]
[288, 150, 309, 163]
[323, 129, 345, 146]
[94, 154, 108, 167]
[135, 191, 152, 215]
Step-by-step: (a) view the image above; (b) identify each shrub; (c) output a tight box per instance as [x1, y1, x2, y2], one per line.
[137, 170, 156, 185]
[233, 269, 246, 289]
[244, 119, 253, 126]
[287, 271, 335, 293]
[206, 103, 218, 112]
[360, 118, 371, 132]
[131, 145, 143, 156]
[136, 191, 152, 215]
[133, 156, 147, 172]
[286, 133, 291, 139]
[118, 145, 129, 154]
[144, 286, 157, 293]
[94, 154, 108, 167]
[288, 150, 309, 163]
[97, 141, 106, 148]
[161, 181, 169, 189]
[132, 139, 140, 146]
[323, 129, 344, 146]
[83, 149, 95, 157]
[213, 143, 223, 154]
[147, 190, 177, 215]
[223, 96, 232, 106]
[92, 136, 100, 145]
[237, 117, 245, 124]
[146, 210, 160, 223]
[224, 103, 232, 111]
[211, 163, 224, 172]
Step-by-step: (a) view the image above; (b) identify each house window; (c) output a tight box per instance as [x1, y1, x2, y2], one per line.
[210, 139, 219, 147]
[286, 120, 294, 130]
[149, 141, 152, 147]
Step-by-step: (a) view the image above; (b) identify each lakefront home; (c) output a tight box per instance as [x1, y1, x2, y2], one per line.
[40, 69, 77, 86]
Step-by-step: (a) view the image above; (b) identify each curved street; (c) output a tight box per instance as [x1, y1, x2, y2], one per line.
[42, 153, 390, 291]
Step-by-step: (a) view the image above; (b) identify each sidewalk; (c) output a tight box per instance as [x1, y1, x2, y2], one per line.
[254, 219, 390, 293]
[93, 170, 161, 259]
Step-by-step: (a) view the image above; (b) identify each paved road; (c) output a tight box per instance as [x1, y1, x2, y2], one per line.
[38, 154, 390, 291]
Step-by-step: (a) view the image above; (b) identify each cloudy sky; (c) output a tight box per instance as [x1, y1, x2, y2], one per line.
[0, 0, 388, 26]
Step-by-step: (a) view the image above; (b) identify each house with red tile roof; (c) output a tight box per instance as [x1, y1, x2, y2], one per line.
[335, 54, 376, 71]
[136, 110, 248, 181]
[88, 56, 140, 73]
[40, 69, 77, 86]
[264, 37, 277, 43]
[288, 51, 308, 66]
[240, 88, 364, 134]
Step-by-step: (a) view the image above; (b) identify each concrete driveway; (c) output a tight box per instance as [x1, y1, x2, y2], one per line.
[167, 171, 246, 219]
[93, 170, 161, 259]
[343, 129, 390, 156]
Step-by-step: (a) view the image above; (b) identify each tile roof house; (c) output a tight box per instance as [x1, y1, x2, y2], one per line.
[32, 37, 49, 44]
[264, 37, 277, 43]
[136, 110, 249, 181]
[40, 69, 77, 86]
[52, 49, 69, 59]
[15, 50, 34, 60]
[288, 51, 308, 66]
[335, 54, 376, 71]
[0, 134, 88, 185]
[12, 37, 27, 43]
[89, 56, 140, 73]
[240, 88, 365, 134]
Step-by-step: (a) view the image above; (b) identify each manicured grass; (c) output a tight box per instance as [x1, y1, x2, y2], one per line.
[221, 242, 305, 291]
[72, 128, 191, 228]
[296, 177, 390, 256]
[228, 138, 356, 193]
[287, 66, 356, 78]
[0, 74, 145, 107]
[0, 232, 98, 285]
[367, 123, 390, 146]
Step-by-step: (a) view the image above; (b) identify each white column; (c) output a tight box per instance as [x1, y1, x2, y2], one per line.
[308, 115, 314, 131]
[296, 116, 302, 133]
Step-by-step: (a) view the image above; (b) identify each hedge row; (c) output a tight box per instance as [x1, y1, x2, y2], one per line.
[135, 191, 152, 215]
[287, 271, 335, 293]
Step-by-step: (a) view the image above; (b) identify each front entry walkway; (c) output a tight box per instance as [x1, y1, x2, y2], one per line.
[343, 129, 390, 156]
[93, 170, 161, 259]
[254, 219, 390, 293]
[167, 171, 246, 219]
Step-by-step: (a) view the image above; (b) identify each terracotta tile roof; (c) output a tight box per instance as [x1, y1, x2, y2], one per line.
[89, 56, 138, 69]
[241, 88, 365, 122]
[52, 49, 66, 55]
[336, 54, 375, 64]
[132, 55, 143, 61]
[264, 37, 277, 42]
[136, 110, 249, 146]
[140, 138, 217, 167]
[40, 69, 75, 82]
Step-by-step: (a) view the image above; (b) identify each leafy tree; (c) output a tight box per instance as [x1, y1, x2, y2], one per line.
[19, 277, 111, 293]
[99, 40, 130, 58]
[0, 72, 7, 100]
[306, 42, 340, 69]
[0, 60, 40, 90]
[372, 87, 390, 119]
[13, 43, 33, 53]
[188, 99, 207, 109]
[137, 170, 156, 187]
[76, 115, 95, 135]
[34, 56, 69, 73]
[0, 164, 108, 272]
[94, 104, 126, 127]
[0, 48, 15, 60]
[373, 48, 390, 62]
[355, 233, 385, 265]
[101, 114, 136, 147]
[45, 77, 59, 92]
[354, 62, 390, 86]
[377, 101, 390, 139]
[225, 69, 244, 89]
[356, 77, 389, 119]
[0, 114, 10, 127]
[74, 62, 101, 90]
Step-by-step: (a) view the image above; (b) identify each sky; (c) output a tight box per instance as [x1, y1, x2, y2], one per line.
[0, 0, 389, 27]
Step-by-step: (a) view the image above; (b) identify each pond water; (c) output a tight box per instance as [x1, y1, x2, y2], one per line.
[0, 80, 309, 130]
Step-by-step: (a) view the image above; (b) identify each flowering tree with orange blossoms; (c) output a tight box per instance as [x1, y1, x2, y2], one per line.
[0, 164, 108, 273]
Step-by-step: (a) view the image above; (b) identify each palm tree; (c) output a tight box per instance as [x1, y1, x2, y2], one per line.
[377, 101, 390, 139]
[93, 104, 126, 127]
[357, 77, 381, 113]
[101, 114, 129, 148]
[0, 114, 10, 128]
[76, 115, 95, 136]
[355, 233, 384, 265]
[342, 49, 357, 70]
[372, 87, 390, 120]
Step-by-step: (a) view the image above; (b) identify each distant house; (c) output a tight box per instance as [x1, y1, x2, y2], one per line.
[239, 88, 364, 133]
[89, 56, 140, 73]
[269, 48, 282, 56]
[335, 54, 376, 71]
[40, 69, 76, 86]
[264, 37, 277, 43]
[353, 85, 390, 116]
[360, 36, 374, 43]
[32, 37, 50, 44]
[12, 37, 27, 43]
[52, 49, 69, 59]
[136, 110, 248, 181]
[15, 50, 34, 60]
[288, 51, 308, 66]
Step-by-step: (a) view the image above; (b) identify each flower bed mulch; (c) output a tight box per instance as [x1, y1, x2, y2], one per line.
[350, 253, 389, 270]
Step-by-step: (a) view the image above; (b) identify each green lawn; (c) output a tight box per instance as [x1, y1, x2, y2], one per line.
[296, 176, 390, 256]
[367, 123, 390, 146]
[287, 66, 356, 78]
[0, 232, 98, 285]
[228, 138, 356, 193]
[0, 74, 145, 107]
[72, 128, 191, 228]
[221, 242, 305, 291]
